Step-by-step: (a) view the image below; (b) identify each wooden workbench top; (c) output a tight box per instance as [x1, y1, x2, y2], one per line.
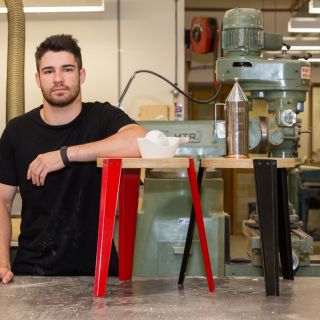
[201, 157, 296, 169]
[97, 157, 190, 169]
[97, 157, 296, 169]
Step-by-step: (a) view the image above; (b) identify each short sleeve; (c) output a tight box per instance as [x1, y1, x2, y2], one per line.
[0, 122, 18, 186]
[101, 103, 137, 136]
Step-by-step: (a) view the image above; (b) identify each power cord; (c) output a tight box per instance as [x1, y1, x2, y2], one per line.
[117, 69, 222, 107]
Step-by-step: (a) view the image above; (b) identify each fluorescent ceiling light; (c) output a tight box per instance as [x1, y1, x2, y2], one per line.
[291, 46, 320, 50]
[288, 17, 320, 33]
[309, 0, 320, 13]
[302, 58, 320, 62]
[0, 6, 104, 13]
[283, 36, 320, 51]
[0, 0, 104, 13]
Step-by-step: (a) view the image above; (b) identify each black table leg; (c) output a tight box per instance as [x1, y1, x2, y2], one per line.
[253, 159, 279, 296]
[178, 165, 205, 286]
[277, 168, 294, 280]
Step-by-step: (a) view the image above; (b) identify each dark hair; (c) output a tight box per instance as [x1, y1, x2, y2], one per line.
[35, 34, 82, 71]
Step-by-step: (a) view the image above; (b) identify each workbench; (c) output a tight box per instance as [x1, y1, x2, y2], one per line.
[1, 276, 319, 319]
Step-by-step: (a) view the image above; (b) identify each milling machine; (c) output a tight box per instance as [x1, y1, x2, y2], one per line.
[216, 7, 311, 158]
[216, 7, 314, 274]
[131, 8, 314, 277]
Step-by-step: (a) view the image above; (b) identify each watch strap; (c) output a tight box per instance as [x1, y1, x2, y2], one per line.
[60, 145, 70, 167]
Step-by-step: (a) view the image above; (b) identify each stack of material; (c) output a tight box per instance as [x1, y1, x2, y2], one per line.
[139, 104, 175, 120]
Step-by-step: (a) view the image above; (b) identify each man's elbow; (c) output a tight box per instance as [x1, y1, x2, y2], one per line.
[119, 124, 147, 138]
[138, 127, 147, 138]
[130, 126, 147, 156]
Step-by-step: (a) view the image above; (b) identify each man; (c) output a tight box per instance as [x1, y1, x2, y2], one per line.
[0, 34, 147, 283]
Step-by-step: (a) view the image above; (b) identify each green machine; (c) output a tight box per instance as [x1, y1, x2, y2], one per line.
[216, 8, 314, 274]
[133, 121, 228, 277]
[217, 8, 311, 158]
[130, 8, 312, 277]
[133, 166, 227, 277]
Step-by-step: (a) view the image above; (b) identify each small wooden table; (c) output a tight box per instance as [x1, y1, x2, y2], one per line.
[94, 157, 214, 297]
[179, 157, 296, 296]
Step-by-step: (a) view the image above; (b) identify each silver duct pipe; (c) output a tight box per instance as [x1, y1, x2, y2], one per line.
[5, 0, 25, 123]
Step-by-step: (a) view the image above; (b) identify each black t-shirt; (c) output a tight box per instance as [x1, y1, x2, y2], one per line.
[0, 102, 136, 276]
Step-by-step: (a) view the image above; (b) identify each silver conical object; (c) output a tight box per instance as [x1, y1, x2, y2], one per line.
[226, 80, 248, 103]
[225, 80, 249, 158]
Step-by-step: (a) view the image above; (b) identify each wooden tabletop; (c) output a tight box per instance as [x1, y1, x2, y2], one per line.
[97, 157, 190, 169]
[201, 157, 296, 169]
[97, 157, 296, 169]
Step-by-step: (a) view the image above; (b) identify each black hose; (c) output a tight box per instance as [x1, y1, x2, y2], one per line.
[117, 69, 222, 107]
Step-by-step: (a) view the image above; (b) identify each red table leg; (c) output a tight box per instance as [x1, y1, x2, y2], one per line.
[94, 159, 122, 297]
[187, 158, 215, 292]
[118, 169, 141, 280]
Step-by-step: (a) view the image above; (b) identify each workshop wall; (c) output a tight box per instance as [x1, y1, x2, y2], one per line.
[0, 0, 185, 131]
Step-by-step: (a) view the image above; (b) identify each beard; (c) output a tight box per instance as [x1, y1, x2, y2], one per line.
[41, 83, 81, 108]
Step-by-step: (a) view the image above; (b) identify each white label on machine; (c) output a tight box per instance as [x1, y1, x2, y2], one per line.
[301, 66, 311, 80]
[178, 218, 190, 224]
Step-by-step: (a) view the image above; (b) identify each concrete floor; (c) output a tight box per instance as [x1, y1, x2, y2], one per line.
[1, 276, 320, 320]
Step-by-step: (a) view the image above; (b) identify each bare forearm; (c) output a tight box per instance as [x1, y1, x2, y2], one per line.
[0, 197, 14, 283]
[67, 124, 147, 162]
[0, 203, 12, 268]
[27, 124, 147, 186]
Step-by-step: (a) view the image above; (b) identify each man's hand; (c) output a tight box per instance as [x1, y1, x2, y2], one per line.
[27, 150, 65, 186]
[0, 265, 13, 284]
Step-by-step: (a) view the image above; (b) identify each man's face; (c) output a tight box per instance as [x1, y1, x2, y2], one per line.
[35, 51, 86, 107]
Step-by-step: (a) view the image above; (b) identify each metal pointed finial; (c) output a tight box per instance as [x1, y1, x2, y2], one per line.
[226, 79, 248, 103]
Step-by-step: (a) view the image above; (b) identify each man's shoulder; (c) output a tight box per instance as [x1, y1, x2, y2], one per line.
[83, 101, 115, 111]
[6, 107, 40, 128]
[82, 101, 123, 118]
[82, 101, 135, 131]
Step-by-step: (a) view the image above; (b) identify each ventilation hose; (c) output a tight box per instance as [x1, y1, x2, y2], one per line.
[5, 0, 25, 123]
